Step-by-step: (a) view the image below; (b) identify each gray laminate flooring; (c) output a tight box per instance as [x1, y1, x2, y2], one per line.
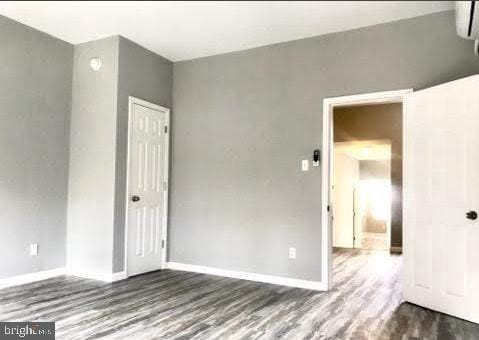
[1, 249, 478, 340]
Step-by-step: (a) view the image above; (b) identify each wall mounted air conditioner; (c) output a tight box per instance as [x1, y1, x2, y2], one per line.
[456, 1, 479, 54]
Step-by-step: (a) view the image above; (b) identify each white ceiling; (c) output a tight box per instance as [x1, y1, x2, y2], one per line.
[0, 1, 454, 61]
[335, 140, 391, 161]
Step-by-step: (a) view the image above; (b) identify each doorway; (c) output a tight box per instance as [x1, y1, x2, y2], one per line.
[322, 77, 479, 325]
[321, 89, 411, 290]
[125, 97, 170, 277]
[333, 140, 392, 251]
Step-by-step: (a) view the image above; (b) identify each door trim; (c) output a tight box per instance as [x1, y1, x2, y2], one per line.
[321, 88, 412, 290]
[124, 96, 170, 277]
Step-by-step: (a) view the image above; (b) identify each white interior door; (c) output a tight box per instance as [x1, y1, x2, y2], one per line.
[353, 185, 362, 248]
[404, 75, 479, 323]
[333, 150, 359, 248]
[127, 98, 169, 277]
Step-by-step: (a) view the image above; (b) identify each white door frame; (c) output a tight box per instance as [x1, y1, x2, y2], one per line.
[124, 96, 170, 277]
[321, 88, 412, 290]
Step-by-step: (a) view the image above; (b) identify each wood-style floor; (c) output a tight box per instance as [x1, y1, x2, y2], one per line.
[361, 233, 388, 251]
[1, 249, 478, 339]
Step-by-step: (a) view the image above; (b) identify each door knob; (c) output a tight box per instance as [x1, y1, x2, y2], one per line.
[131, 195, 140, 202]
[466, 211, 477, 220]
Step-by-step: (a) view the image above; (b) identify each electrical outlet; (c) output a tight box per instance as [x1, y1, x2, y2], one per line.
[289, 247, 296, 259]
[30, 243, 38, 256]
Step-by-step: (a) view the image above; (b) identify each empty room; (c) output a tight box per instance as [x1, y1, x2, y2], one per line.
[1, 1, 479, 339]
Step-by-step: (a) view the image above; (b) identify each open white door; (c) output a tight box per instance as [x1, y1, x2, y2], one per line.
[126, 97, 169, 277]
[353, 185, 362, 248]
[404, 75, 479, 323]
[333, 150, 359, 248]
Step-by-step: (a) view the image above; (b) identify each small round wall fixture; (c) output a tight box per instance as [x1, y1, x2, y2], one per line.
[90, 57, 102, 71]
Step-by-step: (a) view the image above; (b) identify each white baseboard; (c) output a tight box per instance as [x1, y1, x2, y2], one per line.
[0, 267, 65, 289]
[166, 262, 326, 291]
[66, 269, 127, 283]
[111, 271, 128, 282]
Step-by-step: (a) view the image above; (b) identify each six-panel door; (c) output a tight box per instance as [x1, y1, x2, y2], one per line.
[403, 75, 479, 323]
[127, 101, 168, 277]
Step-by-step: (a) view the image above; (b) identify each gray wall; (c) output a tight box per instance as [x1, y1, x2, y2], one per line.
[66, 35, 172, 275]
[67, 37, 119, 275]
[171, 11, 479, 282]
[334, 103, 402, 247]
[112, 37, 173, 272]
[0, 15, 73, 278]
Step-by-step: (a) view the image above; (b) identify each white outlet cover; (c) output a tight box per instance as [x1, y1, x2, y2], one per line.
[30, 243, 38, 256]
[301, 160, 309, 171]
[289, 247, 296, 259]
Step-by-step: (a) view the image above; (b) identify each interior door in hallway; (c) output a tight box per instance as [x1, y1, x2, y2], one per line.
[126, 98, 169, 277]
[333, 150, 359, 248]
[403, 75, 479, 323]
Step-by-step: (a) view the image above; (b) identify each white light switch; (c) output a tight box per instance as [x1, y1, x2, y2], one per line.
[289, 247, 296, 259]
[30, 243, 38, 256]
[302, 160, 309, 171]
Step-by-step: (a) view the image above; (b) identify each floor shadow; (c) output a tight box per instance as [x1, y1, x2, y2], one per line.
[377, 302, 479, 340]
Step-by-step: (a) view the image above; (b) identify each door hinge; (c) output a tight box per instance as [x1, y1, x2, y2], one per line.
[163, 181, 168, 191]
[164, 125, 168, 133]
[327, 205, 330, 212]
[161, 240, 165, 248]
